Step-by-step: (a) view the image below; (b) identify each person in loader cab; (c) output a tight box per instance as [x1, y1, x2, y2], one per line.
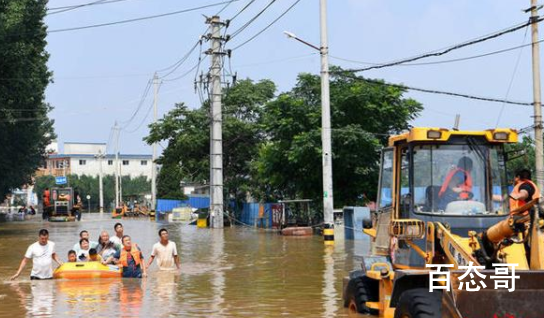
[509, 169, 540, 216]
[438, 156, 473, 209]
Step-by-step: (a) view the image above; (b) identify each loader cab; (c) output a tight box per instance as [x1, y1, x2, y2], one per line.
[373, 128, 518, 265]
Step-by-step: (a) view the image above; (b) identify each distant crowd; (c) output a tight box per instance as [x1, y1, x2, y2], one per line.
[11, 223, 180, 280]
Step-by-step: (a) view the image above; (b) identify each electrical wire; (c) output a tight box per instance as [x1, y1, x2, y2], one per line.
[495, 25, 530, 127]
[155, 41, 201, 74]
[215, 0, 239, 15]
[123, 82, 162, 133]
[47, 0, 108, 15]
[105, 126, 115, 154]
[162, 64, 200, 82]
[335, 72, 533, 106]
[330, 38, 544, 67]
[229, 0, 257, 22]
[48, 1, 238, 33]
[47, 0, 133, 11]
[231, 0, 302, 51]
[346, 18, 543, 73]
[228, 0, 276, 40]
[158, 42, 201, 79]
[119, 79, 153, 126]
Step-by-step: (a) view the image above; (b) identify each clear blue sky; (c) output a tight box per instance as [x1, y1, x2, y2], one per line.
[45, 0, 540, 154]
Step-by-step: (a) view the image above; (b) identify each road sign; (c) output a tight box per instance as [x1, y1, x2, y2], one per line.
[55, 176, 67, 185]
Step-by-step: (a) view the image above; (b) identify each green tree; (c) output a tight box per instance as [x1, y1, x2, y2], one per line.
[252, 69, 422, 210]
[505, 135, 536, 178]
[146, 79, 276, 210]
[0, 0, 54, 199]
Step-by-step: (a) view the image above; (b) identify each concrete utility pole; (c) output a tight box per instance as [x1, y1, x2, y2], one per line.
[151, 73, 159, 212]
[207, 16, 226, 229]
[114, 122, 120, 207]
[530, 0, 544, 198]
[320, 0, 335, 245]
[119, 160, 123, 205]
[95, 150, 105, 214]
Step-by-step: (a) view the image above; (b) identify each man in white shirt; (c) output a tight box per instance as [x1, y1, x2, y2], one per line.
[109, 222, 124, 249]
[11, 229, 63, 280]
[146, 228, 180, 271]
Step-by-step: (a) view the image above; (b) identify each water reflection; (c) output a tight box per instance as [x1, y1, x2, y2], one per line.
[0, 216, 365, 317]
[10, 281, 54, 317]
[323, 246, 338, 318]
[209, 230, 225, 317]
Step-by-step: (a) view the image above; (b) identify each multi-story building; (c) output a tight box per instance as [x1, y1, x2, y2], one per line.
[36, 142, 153, 179]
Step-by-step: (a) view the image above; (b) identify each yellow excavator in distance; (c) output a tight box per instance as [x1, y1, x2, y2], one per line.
[342, 127, 544, 318]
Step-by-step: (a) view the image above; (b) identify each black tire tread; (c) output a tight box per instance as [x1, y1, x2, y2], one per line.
[394, 288, 441, 318]
[346, 276, 379, 315]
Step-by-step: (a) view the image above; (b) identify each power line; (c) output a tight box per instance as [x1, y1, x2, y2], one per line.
[228, 0, 276, 40]
[48, 1, 239, 33]
[47, 0, 133, 11]
[163, 64, 200, 82]
[157, 41, 201, 78]
[495, 25, 530, 127]
[346, 18, 543, 73]
[330, 38, 544, 67]
[47, 0, 109, 15]
[119, 79, 152, 127]
[215, 0, 239, 15]
[335, 72, 533, 106]
[231, 0, 303, 51]
[229, 0, 257, 21]
[123, 82, 162, 133]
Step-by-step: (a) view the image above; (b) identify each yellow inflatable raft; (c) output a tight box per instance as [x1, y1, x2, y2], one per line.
[53, 262, 122, 279]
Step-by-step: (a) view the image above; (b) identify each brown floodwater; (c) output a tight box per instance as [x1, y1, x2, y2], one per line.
[0, 214, 370, 317]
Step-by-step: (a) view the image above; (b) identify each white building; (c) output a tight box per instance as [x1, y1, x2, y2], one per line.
[37, 142, 153, 180]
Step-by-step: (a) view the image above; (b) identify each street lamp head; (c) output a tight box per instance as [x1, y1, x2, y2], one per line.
[283, 31, 297, 39]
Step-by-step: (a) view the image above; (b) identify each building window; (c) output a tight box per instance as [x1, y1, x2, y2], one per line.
[108, 160, 113, 166]
[122, 160, 129, 166]
[79, 160, 86, 165]
[141, 160, 148, 166]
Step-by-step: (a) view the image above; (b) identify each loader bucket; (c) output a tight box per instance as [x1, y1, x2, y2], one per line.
[450, 270, 544, 318]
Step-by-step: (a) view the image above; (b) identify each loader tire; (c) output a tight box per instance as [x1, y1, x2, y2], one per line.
[345, 276, 379, 315]
[394, 288, 441, 318]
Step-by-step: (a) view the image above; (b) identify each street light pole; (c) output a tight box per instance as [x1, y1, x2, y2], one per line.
[284, 0, 335, 246]
[319, 0, 335, 246]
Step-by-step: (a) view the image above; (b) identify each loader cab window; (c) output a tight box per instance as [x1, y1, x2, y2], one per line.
[378, 149, 393, 209]
[412, 142, 509, 216]
[399, 148, 411, 218]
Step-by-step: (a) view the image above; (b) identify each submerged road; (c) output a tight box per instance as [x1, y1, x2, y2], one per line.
[0, 214, 369, 317]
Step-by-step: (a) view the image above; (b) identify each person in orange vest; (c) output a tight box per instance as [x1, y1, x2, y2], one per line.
[110, 235, 147, 278]
[509, 169, 540, 216]
[438, 156, 473, 210]
[42, 188, 51, 220]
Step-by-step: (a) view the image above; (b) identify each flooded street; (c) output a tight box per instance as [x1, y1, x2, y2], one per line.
[0, 215, 368, 317]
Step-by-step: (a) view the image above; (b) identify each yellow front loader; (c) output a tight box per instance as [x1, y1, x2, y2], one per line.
[342, 128, 544, 318]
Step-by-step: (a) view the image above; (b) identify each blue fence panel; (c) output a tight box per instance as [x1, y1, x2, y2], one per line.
[156, 199, 184, 213]
[239, 203, 273, 228]
[156, 196, 210, 212]
[188, 196, 210, 209]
